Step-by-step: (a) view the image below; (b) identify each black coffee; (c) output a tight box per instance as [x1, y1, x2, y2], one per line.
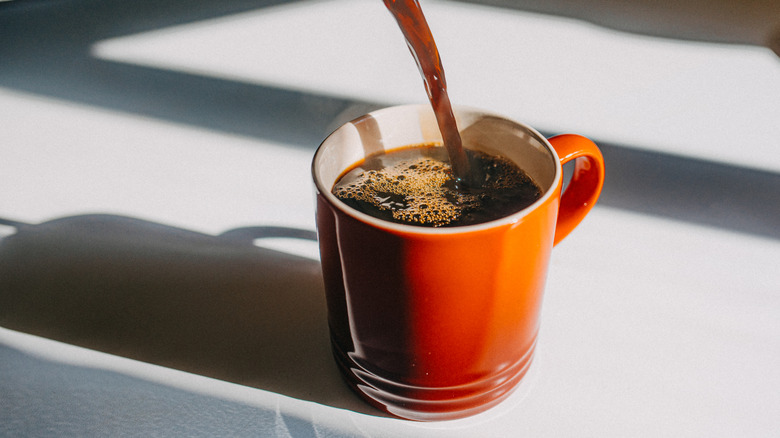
[332, 144, 542, 227]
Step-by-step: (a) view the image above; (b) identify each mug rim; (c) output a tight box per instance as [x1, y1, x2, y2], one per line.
[312, 104, 563, 235]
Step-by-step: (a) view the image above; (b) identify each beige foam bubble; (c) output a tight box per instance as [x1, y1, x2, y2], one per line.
[333, 156, 470, 226]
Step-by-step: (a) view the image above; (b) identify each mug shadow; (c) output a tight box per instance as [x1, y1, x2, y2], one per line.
[0, 213, 380, 416]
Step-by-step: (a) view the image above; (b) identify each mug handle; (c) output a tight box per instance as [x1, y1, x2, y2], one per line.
[548, 134, 605, 246]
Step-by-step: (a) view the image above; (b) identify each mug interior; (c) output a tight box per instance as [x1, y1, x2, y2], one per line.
[313, 105, 560, 230]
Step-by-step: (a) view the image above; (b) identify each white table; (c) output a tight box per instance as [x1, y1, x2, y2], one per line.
[2, 1, 779, 436]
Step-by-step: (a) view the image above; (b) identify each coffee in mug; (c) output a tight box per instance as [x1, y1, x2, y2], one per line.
[313, 105, 604, 421]
[331, 144, 543, 228]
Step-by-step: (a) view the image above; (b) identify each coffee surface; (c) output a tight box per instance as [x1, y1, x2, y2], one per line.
[332, 144, 542, 227]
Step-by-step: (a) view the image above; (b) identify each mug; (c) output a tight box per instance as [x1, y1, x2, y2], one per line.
[312, 104, 604, 421]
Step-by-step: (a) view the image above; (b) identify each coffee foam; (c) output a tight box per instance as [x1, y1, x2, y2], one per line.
[333, 156, 463, 227]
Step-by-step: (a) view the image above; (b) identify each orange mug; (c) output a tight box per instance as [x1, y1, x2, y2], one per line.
[312, 105, 604, 421]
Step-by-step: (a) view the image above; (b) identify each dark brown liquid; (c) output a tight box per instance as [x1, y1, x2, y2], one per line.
[383, 0, 472, 183]
[332, 145, 542, 227]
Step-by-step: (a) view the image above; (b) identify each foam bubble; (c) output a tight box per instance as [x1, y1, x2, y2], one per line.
[333, 146, 541, 227]
[333, 156, 463, 226]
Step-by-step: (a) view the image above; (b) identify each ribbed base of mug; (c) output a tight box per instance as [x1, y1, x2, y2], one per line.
[332, 341, 536, 421]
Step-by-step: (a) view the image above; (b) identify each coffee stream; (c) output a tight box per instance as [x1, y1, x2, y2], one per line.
[382, 0, 473, 184]
[334, 1, 544, 227]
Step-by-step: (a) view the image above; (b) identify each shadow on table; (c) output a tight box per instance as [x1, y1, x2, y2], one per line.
[585, 142, 780, 241]
[0, 214, 380, 417]
[2, 0, 778, 242]
[0, 344, 344, 436]
[0, 0, 383, 149]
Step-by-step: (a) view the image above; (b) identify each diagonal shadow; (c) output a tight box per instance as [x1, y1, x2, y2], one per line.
[0, 344, 339, 436]
[595, 142, 780, 240]
[0, 0, 384, 148]
[1, 3, 778, 235]
[2, 0, 778, 241]
[3, 56, 380, 148]
[0, 214, 381, 416]
[451, 0, 780, 50]
[0, 0, 304, 42]
[0, 5, 778, 427]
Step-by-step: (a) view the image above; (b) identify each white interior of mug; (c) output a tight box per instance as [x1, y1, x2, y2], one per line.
[312, 104, 561, 233]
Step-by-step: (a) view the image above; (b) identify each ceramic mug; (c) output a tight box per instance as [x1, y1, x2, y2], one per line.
[312, 104, 604, 421]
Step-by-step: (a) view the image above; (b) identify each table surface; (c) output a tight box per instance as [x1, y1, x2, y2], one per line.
[2, 1, 779, 437]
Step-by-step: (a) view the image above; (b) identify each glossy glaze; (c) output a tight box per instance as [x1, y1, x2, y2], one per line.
[313, 105, 604, 420]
